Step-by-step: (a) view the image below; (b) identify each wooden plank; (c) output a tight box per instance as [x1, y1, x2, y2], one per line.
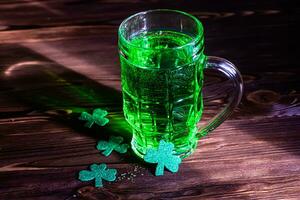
[0, 0, 290, 27]
[0, 116, 299, 199]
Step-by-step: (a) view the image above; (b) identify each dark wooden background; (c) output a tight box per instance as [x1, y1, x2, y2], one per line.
[0, 0, 298, 199]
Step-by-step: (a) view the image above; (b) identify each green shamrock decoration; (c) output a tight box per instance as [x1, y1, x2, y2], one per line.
[79, 108, 109, 128]
[97, 136, 129, 156]
[144, 140, 181, 176]
[78, 163, 117, 187]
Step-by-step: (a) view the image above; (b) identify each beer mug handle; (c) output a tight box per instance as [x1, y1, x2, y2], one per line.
[197, 56, 243, 138]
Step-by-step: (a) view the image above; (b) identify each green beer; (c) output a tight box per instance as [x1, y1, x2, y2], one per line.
[120, 30, 205, 157]
[119, 10, 243, 158]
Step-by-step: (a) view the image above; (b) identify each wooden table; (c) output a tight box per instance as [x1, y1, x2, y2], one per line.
[0, 0, 298, 199]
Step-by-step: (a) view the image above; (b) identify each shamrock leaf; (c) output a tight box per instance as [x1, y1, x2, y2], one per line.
[144, 140, 181, 176]
[97, 136, 129, 156]
[78, 163, 117, 187]
[79, 108, 109, 128]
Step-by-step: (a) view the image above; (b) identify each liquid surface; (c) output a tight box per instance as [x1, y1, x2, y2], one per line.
[130, 31, 193, 49]
[120, 30, 205, 157]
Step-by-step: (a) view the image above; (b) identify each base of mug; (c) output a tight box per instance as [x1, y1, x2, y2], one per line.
[131, 136, 198, 159]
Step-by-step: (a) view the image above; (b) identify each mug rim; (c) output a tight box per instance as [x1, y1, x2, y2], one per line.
[118, 9, 204, 51]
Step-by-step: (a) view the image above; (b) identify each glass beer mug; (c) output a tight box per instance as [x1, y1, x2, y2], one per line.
[118, 10, 243, 158]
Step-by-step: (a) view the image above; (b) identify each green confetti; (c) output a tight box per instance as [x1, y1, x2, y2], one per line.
[79, 108, 109, 128]
[97, 136, 129, 156]
[144, 140, 181, 176]
[78, 163, 117, 187]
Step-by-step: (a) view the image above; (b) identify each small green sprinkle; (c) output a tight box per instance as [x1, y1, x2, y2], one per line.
[78, 163, 117, 188]
[144, 140, 181, 176]
[97, 136, 129, 156]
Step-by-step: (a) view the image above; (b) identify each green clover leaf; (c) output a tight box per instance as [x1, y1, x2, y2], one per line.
[97, 136, 129, 156]
[78, 163, 117, 187]
[144, 140, 181, 176]
[79, 108, 109, 128]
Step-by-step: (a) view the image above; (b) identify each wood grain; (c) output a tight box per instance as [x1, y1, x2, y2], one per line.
[0, 0, 298, 199]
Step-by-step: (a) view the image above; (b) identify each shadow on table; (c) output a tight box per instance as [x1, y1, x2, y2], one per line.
[0, 44, 132, 142]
